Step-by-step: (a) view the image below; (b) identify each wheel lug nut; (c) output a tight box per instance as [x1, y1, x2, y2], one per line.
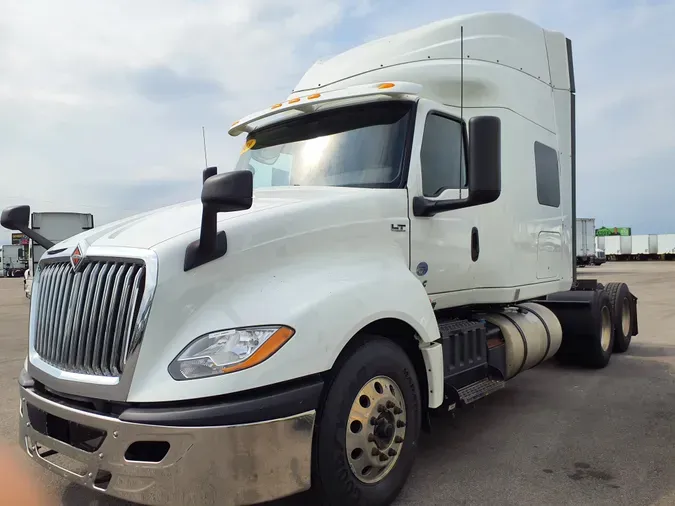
[388, 448, 397, 457]
[394, 436, 404, 443]
[386, 401, 395, 409]
[370, 417, 378, 425]
[394, 407, 403, 415]
[372, 447, 380, 456]
[368, 434, 376, 443]
[379, 453, 389, 462]
[377, 404, 385, 413]
[397, 420, 406, 428]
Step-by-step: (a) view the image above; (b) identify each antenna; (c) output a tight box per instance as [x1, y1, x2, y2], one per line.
[459, 25, 464, 189]
[202, 126, 209, 168]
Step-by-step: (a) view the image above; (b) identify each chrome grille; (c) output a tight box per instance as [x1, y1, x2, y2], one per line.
[34, 260, 146, 376]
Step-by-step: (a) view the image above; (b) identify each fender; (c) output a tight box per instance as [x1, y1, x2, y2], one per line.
[128, 243, 441, 403]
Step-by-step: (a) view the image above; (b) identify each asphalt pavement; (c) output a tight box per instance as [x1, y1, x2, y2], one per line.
[1, 262, 674, 506]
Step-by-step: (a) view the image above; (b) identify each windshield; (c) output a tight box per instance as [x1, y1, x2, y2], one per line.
[234, 101, 413, 189]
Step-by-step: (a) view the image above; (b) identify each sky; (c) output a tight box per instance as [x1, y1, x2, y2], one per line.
[1, 0, 674, 245]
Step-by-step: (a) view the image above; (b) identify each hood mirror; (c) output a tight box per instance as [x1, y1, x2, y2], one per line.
[1, 205, 54, 249]
[184, 167, 254, 272]
[201, 170, 253, 212]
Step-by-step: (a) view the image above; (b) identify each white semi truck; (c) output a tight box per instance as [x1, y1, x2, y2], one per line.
[0, 244, 27, 277]
[2, 12, 639, 506]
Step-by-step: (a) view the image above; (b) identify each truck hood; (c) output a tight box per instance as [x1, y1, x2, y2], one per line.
[52, 186, 406, 252]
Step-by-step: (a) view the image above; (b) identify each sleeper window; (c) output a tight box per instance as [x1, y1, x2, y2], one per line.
[534, 141, 561, 208]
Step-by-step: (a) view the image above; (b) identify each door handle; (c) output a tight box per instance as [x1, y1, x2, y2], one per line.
[471, 227, 480, 262]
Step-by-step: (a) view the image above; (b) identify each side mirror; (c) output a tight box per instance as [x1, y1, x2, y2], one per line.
[0, 205, 55, 249]
[201, 170, 253, 212]
[467, 115, 501, 205]
[413, 115, 501, 217]
[1, 205, 30, 231]
[184, 169, 254, 271]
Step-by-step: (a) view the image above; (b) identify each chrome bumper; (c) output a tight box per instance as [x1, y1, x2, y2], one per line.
[19, 385, 315, 506]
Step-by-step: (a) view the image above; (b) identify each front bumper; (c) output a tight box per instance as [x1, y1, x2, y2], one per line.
[18, 382, 318, 506]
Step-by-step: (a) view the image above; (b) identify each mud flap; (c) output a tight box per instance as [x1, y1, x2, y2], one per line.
[629, 291, 639, 336]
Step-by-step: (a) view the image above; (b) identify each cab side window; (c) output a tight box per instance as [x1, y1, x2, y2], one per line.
[420, 114, 467, 197]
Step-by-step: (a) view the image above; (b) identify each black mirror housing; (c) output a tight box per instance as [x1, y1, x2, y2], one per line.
[1, 205, 30, 231]
[1, 205, 55, 249]
[413, 115, 501, 217]
[467, 115, 501, 204]
[202, 170, 253, 212]
[184, 169, 254, 272]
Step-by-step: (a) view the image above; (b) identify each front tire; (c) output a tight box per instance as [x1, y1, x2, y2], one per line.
[312, 336, 422, 506]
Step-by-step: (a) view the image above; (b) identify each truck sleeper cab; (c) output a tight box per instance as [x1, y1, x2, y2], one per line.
[2, 12, 639, 506]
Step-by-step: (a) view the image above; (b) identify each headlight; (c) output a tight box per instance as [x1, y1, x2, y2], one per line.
[168, 325, 295, 380]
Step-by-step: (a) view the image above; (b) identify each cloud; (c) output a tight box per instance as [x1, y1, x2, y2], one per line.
[1, 0, 673, 239]
[130, 66, 224, 103]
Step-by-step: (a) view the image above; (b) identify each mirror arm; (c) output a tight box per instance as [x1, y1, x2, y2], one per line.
[183, 229, 227, 272]
[17, 227, 55, 250]
[184, 167, 228, 272]
[0, 205, 55, 249]
[412, 196, 473, 217]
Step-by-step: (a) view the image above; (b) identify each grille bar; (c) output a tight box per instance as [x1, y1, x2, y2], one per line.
[34, 260, 147, 377]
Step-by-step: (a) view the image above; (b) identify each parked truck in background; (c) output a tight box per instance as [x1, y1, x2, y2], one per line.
[594, 247, 606, 265]
[23, 212, 94, 298]
[576, 217, 596, 266]
[2, 13, 639, 506]
[1, 244, 27, 277]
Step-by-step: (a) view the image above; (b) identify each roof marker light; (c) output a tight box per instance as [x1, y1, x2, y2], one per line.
[378, 83, 395, 89]
[288, 98, 301, 104]
[307, 93, 321, 100]
[271, 103, 283, 109]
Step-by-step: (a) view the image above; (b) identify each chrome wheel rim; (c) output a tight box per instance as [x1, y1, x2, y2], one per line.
[621, 297, 631, 337]
[601, 306, 612, 352]
[345, 376, 406, 484]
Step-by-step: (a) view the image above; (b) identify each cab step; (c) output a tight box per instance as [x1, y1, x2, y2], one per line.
[457, 378, 505, 405]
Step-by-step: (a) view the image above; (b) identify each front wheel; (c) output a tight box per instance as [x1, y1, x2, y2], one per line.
[312, 336, 422, 506]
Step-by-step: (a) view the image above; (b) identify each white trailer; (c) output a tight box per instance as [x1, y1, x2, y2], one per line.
[576, 217, 596, 266]
[2, 13, 639, 506]
[631, 235, 649, 255]
[630, 234, 658, 258]
[620, 235, 633, 256]
[657, 234, 675, 255]
[23, 212, 94, 297]
[604, 236, 620, 257]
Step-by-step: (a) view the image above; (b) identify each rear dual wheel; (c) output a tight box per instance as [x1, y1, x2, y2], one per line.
[582, 290, 615, 368]
[553, 289, 615, 368]
[605, 282, 634, 353]
[312, 337, 421, 506]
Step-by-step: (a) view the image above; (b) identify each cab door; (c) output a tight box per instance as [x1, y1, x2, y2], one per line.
[407, 100, 474, 296]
